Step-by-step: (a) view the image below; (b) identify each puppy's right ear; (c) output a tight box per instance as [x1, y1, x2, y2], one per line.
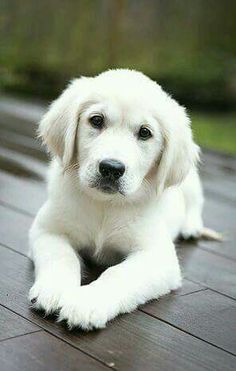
[38, 77, 90, 167]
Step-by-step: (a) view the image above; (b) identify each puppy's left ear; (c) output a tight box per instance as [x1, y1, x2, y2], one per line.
[156, 102, 200, 194]
[39, 77, 90, 168]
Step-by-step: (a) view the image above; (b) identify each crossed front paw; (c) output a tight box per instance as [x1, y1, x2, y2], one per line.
[58, 286, 115, 330]
[29, 283, 116, 330]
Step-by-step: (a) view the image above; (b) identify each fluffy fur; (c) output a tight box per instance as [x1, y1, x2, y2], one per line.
[29, 69, 205, 330]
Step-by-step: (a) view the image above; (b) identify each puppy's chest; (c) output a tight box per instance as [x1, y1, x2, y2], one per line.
[69, 203, 136, 256]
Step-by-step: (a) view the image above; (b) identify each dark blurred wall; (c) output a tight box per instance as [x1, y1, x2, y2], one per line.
[0, 0, 236, 109]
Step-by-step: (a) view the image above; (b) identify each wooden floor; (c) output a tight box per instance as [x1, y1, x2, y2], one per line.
[0, 96, 236, 371]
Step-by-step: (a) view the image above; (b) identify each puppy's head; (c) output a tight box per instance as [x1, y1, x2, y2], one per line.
[39, 69, 199, 201]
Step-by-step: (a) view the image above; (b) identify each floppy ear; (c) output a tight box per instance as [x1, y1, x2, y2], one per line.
[156, 104, 200, 194]
[38, 77, 90, 168]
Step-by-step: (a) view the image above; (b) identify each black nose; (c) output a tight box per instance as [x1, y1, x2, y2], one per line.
[99, 159, 125, 180]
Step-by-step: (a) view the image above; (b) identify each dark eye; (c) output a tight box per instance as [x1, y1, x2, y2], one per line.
[89, 115, 104, 129]
[138, 126, 152, 140]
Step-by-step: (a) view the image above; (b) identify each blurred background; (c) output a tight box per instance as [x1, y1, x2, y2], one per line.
[0, 0, 236, 154]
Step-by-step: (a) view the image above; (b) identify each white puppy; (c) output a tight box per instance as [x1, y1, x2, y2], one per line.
[29, 69, 205, 330]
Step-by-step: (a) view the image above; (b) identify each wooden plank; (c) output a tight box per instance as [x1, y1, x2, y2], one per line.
[142, 289, 236, 355]
[71, 311, 236, 371]
[0, 245, 235, 371]
[0, 171, 46, 216]
[203, 149, 236, 173]
[0, 204, 32, 255]
[0, 331, 109, 371]
[202, 159, 236, 182]
[0, 147, 46, 181]
[0, 127, 47, 162]
[202, 171, 236, 204]
[202, 197, 236, 260]
[0, 96, 45, 122]
[0, 111, 37, 138]
[0, 97, 44, 139]
[178, 244, 236, 299]
[0, 305, 40, 341]
[167, 279, 205, 297]
[200, 151, 236, 204]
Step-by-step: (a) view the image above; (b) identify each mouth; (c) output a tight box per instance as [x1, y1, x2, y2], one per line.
[99, 184, 118, 194]
[90, 177, 124, 195]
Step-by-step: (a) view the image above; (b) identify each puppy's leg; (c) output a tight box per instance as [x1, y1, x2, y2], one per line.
[58, 226, 181, 330]
[181, 169, 204, 239]
[29, 226, 81, 314]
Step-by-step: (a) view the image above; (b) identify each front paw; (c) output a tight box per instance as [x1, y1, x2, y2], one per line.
[58, 286, 115, 331]
[29, 279, 69, 315]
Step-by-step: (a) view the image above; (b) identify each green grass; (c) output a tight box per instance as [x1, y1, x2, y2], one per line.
[191, 112, 236, 155]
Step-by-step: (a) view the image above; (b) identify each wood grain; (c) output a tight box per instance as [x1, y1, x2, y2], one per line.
[142, 289, 236, 354]
[0, 305, 39, 341]
[0, 171, 46, 216]
[0, 204, 32, 255]
[178, 244, 236, 299]
[202, 196, 236, 260]
[0, 331, 109, 371]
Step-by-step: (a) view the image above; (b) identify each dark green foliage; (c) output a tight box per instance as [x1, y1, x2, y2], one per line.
[0, 0, 235, 109]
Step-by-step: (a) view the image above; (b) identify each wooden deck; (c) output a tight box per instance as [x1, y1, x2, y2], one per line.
[0, 96, 235, 371]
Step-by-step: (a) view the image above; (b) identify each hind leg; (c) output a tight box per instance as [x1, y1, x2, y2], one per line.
[180, 169, 204, 240]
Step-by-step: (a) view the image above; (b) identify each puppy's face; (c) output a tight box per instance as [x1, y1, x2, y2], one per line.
[39, 69, 199, 201]
[78, 98, 163, 199]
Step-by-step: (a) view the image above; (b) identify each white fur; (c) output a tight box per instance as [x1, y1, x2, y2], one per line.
[29, 69, 204, 330]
